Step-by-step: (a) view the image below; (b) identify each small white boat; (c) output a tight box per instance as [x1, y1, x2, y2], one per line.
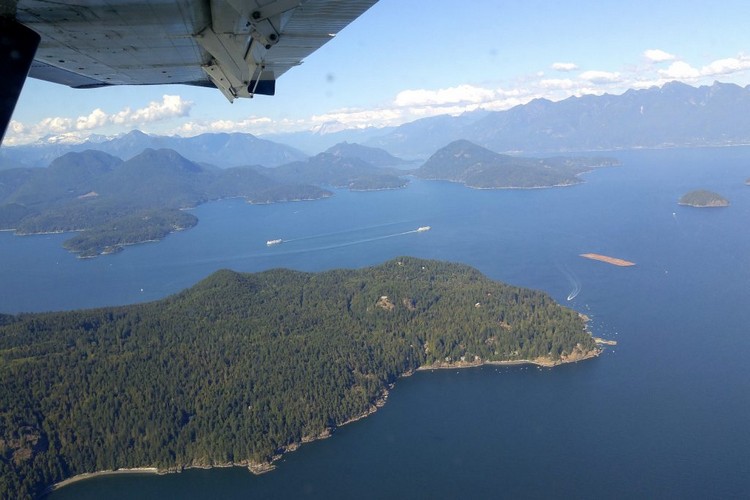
[416, 226, 431, 232]
[266, 239, 282, 246]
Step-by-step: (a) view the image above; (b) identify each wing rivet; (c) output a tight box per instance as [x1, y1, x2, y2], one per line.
[252, 11, 261, 20]
[269, 34, 278, 42]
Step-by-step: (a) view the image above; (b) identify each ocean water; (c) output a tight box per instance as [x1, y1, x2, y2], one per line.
[3, 147, 749, 498]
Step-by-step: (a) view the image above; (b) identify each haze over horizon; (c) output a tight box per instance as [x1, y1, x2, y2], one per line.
[6, 0, 750, 146]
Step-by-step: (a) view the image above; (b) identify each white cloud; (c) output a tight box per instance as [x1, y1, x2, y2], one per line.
[174, 116, 286, 137]
[579, 70, 622, 84]
[9, 121, 26, 134]
[394, 84, 497, 107]
[539, 78, 575, 90]
[38, 116, 73, 134]
[206, 117, 273, 132]
[630, 78, 670, 89]
[128, 95, 192, 123]
[658, 55, 750, 81]
[644, 49, 676, 63]
[311, 107, 404, 128]
[307, 88, 534, 130]
[76, 108, 109, 130]
[111, 95, 193, 125]
[5, 95, 194, 145]
[701, 56, 750, 76]
[552, 62, 579, 72]
[659, 61, 701, 79]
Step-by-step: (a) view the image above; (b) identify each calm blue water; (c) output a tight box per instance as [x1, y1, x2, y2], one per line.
[3, 148, 749, 498]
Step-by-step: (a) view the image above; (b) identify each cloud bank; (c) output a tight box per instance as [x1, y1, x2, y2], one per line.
[6, 95, 192, 146]
[6, 51, 750, 145]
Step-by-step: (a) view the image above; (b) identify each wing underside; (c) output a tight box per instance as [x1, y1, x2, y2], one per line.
[16, 0, 377, 100]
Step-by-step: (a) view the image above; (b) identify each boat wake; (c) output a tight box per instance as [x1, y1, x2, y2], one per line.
[262, 225, 431, 257]
[307, 228, 424, 250]
[558, 262, 582, 301]
[282, 220, 410, 244]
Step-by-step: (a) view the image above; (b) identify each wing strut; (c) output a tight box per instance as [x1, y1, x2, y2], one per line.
[0, 17, 39, 145]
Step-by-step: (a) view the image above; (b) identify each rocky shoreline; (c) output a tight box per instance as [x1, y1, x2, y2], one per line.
[47, 388, 392, 492]
[47, 340, 612, 492]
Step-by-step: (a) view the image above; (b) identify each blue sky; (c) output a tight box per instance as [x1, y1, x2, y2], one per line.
[7, 0, 750, 145]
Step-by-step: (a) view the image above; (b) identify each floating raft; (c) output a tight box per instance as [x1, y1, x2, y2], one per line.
[579, 253, 635, 267]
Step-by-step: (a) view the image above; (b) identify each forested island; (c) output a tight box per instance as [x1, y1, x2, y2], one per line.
[257, 151, 408, 191]
[0, 149, 331, 257]
[678, 190, 729, 207]
[415, 140, 618, 189]
[0, 145, 413, 257]
[0, 258, 600, 498]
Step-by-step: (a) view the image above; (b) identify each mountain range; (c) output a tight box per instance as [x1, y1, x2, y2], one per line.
[4, 81, 750, 169]
[365, 81, 750, 158]
[0, 130, 308, 169]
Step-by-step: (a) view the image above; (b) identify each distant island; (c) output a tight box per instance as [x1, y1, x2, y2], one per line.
[678, 190, 729, 207]
[0, 149, 333, 257]
[0, 137, 628, 258]
[0, 258, 602, 499]
[0, 144, 414, 257]
[257, 151, 408, 192]
[414, 140, 618, 189]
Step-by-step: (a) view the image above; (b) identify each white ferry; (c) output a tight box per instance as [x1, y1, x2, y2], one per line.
[266, 239, 282, 246]
[416, 226, 431, 232]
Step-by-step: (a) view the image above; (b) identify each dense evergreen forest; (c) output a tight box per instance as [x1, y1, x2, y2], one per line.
[0, 258, 598, 498]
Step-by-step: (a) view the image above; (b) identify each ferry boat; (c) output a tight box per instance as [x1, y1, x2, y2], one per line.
[416, 226, 431, 232]
[266, 239, 282, 246]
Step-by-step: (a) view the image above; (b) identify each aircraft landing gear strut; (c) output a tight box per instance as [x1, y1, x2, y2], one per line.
[0, 17, 39, 144]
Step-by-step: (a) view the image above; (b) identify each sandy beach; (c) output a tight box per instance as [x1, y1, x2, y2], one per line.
[47, 467, 160, 492]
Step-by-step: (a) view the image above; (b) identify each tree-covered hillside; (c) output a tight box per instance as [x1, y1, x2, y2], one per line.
[0, 258, 598, 498]
[416, 140, 617, 188]
[0, 149, 330, 257]
[323, 142, 406, 167]
[259, 152, 408, 191]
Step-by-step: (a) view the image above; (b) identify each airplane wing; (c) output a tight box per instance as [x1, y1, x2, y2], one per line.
[1, 0, 378, 143]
